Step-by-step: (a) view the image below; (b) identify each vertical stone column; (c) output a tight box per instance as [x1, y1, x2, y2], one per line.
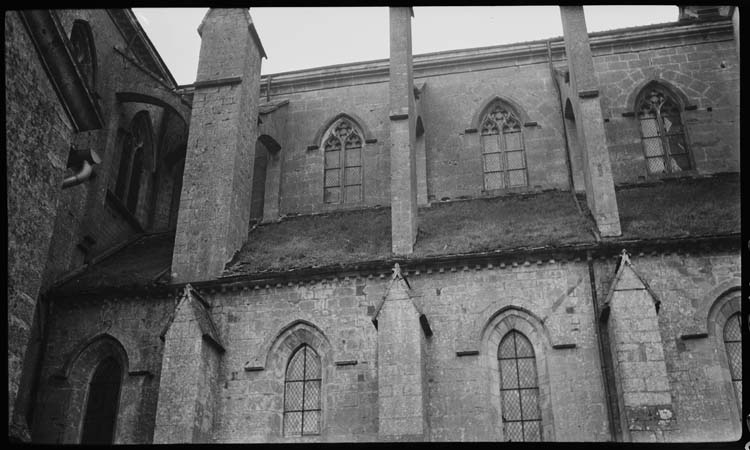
[606, 255, 674, 442]
[376, 266, 428, 440]
[560, 6, 621, 237]
[153, 287, 224, 443]
[171, 8, 265, 282]
[389, 7, 418, 255]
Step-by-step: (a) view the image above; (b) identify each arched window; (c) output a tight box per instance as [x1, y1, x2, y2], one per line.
[498, 330, 541, 441]
[69, 20, 96, 90]
[283, 344, 321, 436]
[113, 113, 151, 214]
[636, 84, 690, 174]
[480, 103, 527, 190]
[323, 118, 363, 204]
[723, 313, 742, 415]
[80, 357, 122, 444]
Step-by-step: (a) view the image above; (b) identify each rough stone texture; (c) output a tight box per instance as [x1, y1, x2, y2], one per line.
[605, 261, 674, 442]
[171, 8, 263, 282]
[11, 8, 742, 445]
[30, 294, 173, 443]
[153, 290, 222, 443]
[376, 275, 428, 440]
[5, 10, 75, 433]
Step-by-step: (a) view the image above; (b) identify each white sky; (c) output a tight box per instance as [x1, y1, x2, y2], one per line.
[133, 6, 678, 86]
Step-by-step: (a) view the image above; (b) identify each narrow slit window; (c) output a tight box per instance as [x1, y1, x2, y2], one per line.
[498, 330, 541, 442]
[480, 104, 527, 190]
[283, 345, 322, 436]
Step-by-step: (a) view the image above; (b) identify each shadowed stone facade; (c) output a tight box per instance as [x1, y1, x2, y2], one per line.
[7, 6, 743, 444]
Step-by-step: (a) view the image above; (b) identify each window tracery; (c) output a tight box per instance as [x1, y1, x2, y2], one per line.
[323, 119, 363, 204]
[636, 85, 690, 174]
[480, 104, 527, 190]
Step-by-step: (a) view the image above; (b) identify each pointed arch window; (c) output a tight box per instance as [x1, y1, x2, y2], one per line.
[80, 357, 122, 444]
[723, 313, 742, 414]
[283, 345, 322, 436]
[480, 104, 527, 190]
[637, 85, 690, 174]
[69, 20, 96, 90]
[498, 330, 541, 441]
[323, 119, 363, 204]
[113, 113, 151, 214]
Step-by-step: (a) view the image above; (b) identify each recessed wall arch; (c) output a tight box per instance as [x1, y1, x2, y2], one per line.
[55, 334, 130, 443]
[478, 306, 556, 441]
[258, 319, 335, 439]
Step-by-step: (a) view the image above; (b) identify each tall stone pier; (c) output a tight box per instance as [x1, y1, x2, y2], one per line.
[171, 8, 265, 282]
[389, 7, 419, 255]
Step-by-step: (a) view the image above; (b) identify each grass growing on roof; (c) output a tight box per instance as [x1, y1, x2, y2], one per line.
[413, 190, 596, 257]
[230, 207, 392, 273]
[615, 174, 740, 240]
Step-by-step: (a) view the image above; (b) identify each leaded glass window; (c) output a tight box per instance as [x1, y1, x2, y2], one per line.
[81, 357, 121, 444]
[283, 345, 322, 436]
[480, 104, 527, 190]
[323, 119, 363, 204]
[637, 86, 690, 174]
[723, 313, 742, 415]
[498, 330, 541, 442]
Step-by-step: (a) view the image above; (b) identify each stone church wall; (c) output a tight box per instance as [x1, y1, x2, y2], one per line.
[594, 31, 740, 184]
[6, 11, 77, 428]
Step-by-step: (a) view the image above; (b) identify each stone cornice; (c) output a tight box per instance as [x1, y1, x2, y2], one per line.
[248, 20, 732, 96]
[47, 233, 740, 302]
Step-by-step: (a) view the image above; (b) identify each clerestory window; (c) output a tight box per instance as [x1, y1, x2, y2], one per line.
[113, 113, 150, 214]
[480, 103, 527, 190]
[499, 330, 541, 441]
[323, 119, 363, 204]
[283, 344, 322, 436]
[636, 85, 690, 174]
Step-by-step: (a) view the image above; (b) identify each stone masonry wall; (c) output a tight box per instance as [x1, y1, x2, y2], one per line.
[35, 250, 742, 442]
[5, 10, 76, 430]
[594, 30, 739, 183]
[264, 22, 737, 217]
[30, 294, 175, 443]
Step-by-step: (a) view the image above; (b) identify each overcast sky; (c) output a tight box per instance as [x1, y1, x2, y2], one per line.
[133, 6, 678, 86]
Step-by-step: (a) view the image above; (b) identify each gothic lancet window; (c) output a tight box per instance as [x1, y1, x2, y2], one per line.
[723, 313, 742, 415]
[637, 85, 690, 174]
[113, 113, 151, 214]
[80, 357, 122, 444]
[323, 119, 363, 204]
[283, 345, 322, 436]
[498, 330, 541, 441]
[480, 104, 527, 190]
[69, 20, 96, 90]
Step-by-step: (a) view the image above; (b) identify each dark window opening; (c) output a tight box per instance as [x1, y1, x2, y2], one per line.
[80, 357, 121, 444]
